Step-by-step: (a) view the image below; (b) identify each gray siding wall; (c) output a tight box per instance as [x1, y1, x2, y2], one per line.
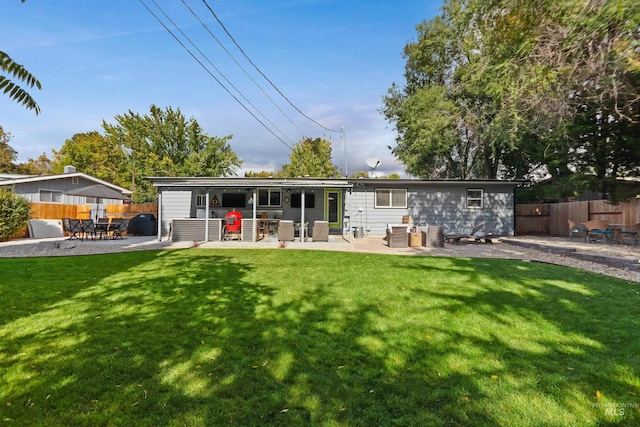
[161, 190, 193, 236]
[9, 177, 122, 205]
[350, 183, 515, 236]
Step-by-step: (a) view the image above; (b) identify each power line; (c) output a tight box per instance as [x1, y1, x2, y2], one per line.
[200, 0, 343, 133]
[180, 0, 308, 139]
[138, 0, 292, 150]
[149, 0, 295, 147]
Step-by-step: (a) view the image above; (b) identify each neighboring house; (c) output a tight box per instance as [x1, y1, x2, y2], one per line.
[0, 166, 131, 219]
[147, 176, 523, 242]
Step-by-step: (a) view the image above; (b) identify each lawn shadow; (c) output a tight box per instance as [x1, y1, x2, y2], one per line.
[1, 249, 638, 425]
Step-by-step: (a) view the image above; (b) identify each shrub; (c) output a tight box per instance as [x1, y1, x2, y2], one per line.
[0, 189, 31, 241]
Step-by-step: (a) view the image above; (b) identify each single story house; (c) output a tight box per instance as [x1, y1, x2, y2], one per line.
[147, 176, 524, 242]
[0, 166, 131, 219]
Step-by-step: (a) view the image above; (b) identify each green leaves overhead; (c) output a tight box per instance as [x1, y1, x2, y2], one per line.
[0, 51, 41, 115]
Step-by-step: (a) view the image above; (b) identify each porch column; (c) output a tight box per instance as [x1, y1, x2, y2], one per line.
[252, 189, 257, 242]
[204, 192, 210, 242]
[301, 189, 306, 242]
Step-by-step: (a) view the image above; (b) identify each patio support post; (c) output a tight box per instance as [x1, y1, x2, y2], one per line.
[301, 189, 306, 242]
[204, 192, 210, 242]
[348, 188, 352, 243]
[252, 189, 257, 242]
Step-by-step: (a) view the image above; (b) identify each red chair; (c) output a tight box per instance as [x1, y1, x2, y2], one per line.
[223, 210, 243, 240]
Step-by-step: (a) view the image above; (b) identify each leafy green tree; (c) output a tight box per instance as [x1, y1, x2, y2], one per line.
[15, 152, 51, 175]
[102, 105, 242, 202]
[0, 189, 30, 241]
[384, 0, 640, 200]
[282, 137, 339, 178]
[244, 170, 283, 178]
[348, 170, 370, 179]
[51, 132, 126, 182]
[0, 125, 17, 173]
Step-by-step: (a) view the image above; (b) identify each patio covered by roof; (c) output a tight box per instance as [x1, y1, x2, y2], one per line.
[147, 177, 353, 243]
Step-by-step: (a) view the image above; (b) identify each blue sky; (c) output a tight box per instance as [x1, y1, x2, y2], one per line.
[1, 0, 441, 177]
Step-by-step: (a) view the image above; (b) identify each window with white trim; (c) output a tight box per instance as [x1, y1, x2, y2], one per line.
[195, 195, 207, 207]
[374, 188, 407, 208]
[39, 190, 62, 203]
[466, 188, 484, 209]
[257, 188, 281, 207]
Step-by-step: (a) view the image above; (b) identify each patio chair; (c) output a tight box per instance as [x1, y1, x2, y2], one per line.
[62, 218, 72, 238]
[96, 217, 111, 239]
[67, 219, 83, 240]
[616, 223, 640, 245]
[110, 218, 125, 240]
[584, 220, 613, 243]
[312, 220, 329, 242]
[472, 221, 497, 243]
[81, 219, 97, 241]
[388, 225, 409, 248]
[277, 220, 295, 241]
[444, 222, 485, 244]
[568, 220, 588, 241]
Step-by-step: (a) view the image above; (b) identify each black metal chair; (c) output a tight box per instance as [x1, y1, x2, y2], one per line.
[68, 219, 83, 240]
[81, 219, 97, 241]
[110, 218, 125, 240]
[96, 218, 111, 239]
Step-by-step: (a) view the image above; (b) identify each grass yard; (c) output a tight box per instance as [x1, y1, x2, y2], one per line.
[0, 249, 638, 426]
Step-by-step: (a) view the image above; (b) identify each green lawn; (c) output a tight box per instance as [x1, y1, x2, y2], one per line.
[1, 249, 638, 426]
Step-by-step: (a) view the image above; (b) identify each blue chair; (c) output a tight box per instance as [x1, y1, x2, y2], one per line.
[616, 223, 640, 245]
[568, 220, 588, 241]
[584, 220, 613, 243]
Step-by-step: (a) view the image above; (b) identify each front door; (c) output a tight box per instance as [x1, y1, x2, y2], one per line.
[325, 189, 341, 228]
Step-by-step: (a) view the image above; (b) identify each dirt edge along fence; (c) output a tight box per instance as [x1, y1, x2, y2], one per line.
[516, 199, 640, 236]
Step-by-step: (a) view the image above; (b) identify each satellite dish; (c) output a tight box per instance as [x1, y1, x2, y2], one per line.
[365, 157, 381, 169]
[365, 157, 381, 178]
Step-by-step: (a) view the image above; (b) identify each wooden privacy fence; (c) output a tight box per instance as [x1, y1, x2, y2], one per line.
[516, 199, 640, 236]
[27, 202, 157, 220]
[105, 203, 157, 219]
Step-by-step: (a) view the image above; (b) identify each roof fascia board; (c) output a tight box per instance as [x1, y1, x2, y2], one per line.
[0, 172, 132, 194]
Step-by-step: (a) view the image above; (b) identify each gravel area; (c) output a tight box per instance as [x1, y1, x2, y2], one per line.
[1, 235, 639, 283]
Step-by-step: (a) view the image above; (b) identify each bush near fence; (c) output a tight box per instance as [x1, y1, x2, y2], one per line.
[516, 199, 640, 236]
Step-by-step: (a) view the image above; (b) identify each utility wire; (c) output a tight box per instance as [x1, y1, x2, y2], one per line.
[180, 0, 308, 139]
[139, 0, 292, 150]
[149, 0, 295, 147]
[201, 0, 342, 133]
